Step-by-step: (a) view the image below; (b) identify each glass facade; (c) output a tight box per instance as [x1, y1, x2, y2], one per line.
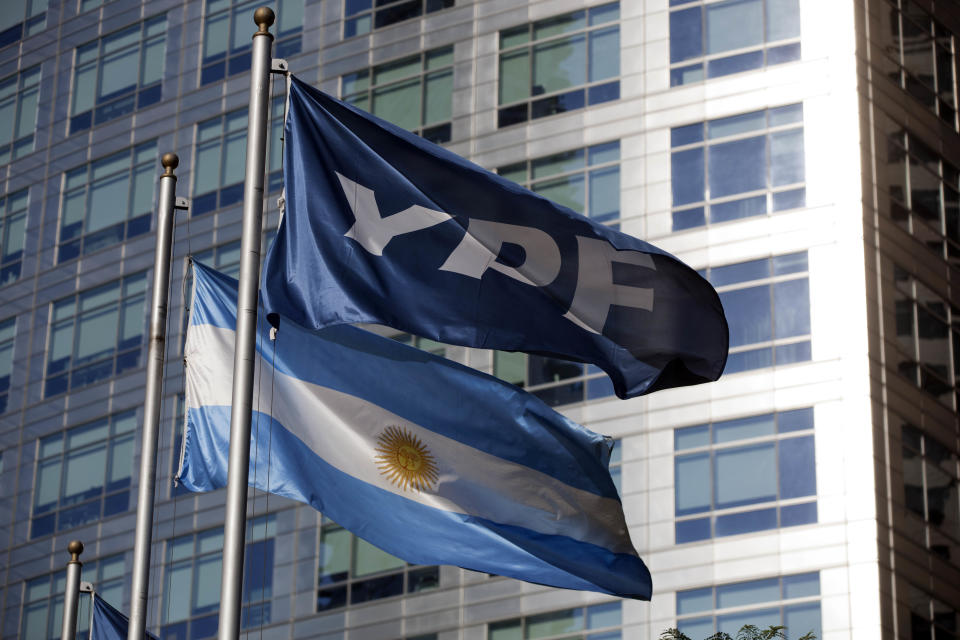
[488, 602, 622, 640]
[70, 15, 166, 134]
[344, 0, 455, 38]
[879, 0, 958, 131]
[342, 46, 455, 144]
[885, 123, 960, 268]
[671, 105, 805, 231]
[892, 265, 958, 408]
[201, 0, 305, 84]
[901, 421, 960, 565]
[0, 65, 40, 163]
[317, 523, 439, 611]
[0, 317, 13, 415]
[1, 0, 956, 637]
[45, 272, 147, 397]
[676, 573, 821, 638]
[0, 188, 28, 286]
[31, 409, 136, 538]
[0, 0, 46, 48]
[669, 0, 801, 86]
[162, 515, 276, 638]
[499, 141, 621, 225]
[58, 141, 156, 261]
[498, 3, 620, 127]
[675, 409, 816, 543]
[702, 252, 812, 373]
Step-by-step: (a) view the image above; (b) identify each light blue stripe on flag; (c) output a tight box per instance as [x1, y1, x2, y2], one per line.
[179, 262, 651, 599]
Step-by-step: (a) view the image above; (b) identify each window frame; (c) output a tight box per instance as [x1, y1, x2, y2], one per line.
[317, 521, 439, 612]
[487, 601, 623, 640]
[57, 140, 157, 262]
[341, 46, 455, 144]
[673, 408, 817, 543]
[668, 0, 802, 87]
[0, 188, 29, 287]
[497, 2, 621, 128]
[0, 64, 41, 162]
[343, 0, 456, 39]
[44, 272, 148, 397]
[671, 104, 806, 231]
[69, 15, 166, 134]
[30, 409, 138, 538]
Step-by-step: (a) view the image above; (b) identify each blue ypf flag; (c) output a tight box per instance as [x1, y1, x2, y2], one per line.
[180, 262, 651, 599]
[262, 76, 728, 399]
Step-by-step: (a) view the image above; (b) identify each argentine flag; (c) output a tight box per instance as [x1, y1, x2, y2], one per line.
[179, 262, 651, 598]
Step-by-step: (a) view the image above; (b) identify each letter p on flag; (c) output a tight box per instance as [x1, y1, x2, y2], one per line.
[261, 76, 729, 399]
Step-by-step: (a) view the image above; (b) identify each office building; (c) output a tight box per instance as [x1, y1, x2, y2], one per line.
[0, 0, 958, 637]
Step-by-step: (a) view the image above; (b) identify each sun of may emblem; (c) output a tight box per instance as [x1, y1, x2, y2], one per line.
[375, 425, 439, 493]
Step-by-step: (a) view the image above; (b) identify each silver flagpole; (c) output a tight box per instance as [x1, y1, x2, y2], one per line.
[60, 540, 83, 640]
[129, 153, 186, 640]
[217, 8, 274, 640]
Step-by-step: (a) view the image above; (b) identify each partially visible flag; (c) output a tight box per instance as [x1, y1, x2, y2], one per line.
[89, 593, 159, 640]
[180, 262, 651, 598]
[261, 76, 728, 399]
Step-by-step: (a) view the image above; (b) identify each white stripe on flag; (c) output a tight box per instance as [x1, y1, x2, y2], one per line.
[186, 322, 635, 555]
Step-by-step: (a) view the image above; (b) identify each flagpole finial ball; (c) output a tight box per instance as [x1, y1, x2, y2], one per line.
[254, 7, 275, 30]
[68, 540, 83, 561]
[161, 152, 179, 174]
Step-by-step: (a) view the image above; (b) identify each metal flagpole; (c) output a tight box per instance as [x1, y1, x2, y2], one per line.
[218, 8, 274, 640]
[60, 540, 84, 640]
[129, 153, 188, 640]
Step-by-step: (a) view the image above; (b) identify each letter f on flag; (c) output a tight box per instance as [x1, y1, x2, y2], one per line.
[262, 76, 728, 399]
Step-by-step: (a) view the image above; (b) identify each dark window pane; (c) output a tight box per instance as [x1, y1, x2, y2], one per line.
[676, 517, 711, 543]
[711, 195, 767, 223]
[350, 573, 404, 604]
[709, 136, 766, 198]
[711, 258, 769, 285]
[671, 148, 705, 205]
[588, 81, 619, 104]
[715, 508, 778, 536]
[317, 586, 347, 611]
[673, 207, 706, 230]
[670, 7, 703, 62]
[201, 62, 226, 85]
[531, 89, 585, 119]
[672, 123, 704, 147]
[408, 567, 439, 592]
[498, 105, 528, 127]
[781, 501, 817, 527]
[721, 285, 772, 347]
[375, 0, 422, 28]
[779, 435, 816, 498]
[707, 50, 764, 78]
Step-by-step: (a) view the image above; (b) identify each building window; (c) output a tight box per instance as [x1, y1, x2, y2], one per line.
[493, 349, 615, 408]
[342, 46, 454, 144]
[901, 422, 960, 565]
[498, 3, 620, 128]
[0, 317, 14, 414]
[702, 252, 811, 374]
[45, 272, 147, 397]
[344, 0, 455, 38]
[21, 554, 124, 640]
[0, 0, 46, 49]
[163, 515, 276, 638]
[488, 601, 622, 639]
[906, 582, 960, 640]
[674, 409, 816, 543]
[317, 523, 439, 611]
[671, 104, 805, 231]
[886, 128, 960, 267]
[676, 572, 821, 638]
[80, 0, 104, 13]
[193, 98, 284, 216]
[70, 15, 166, 134]
[0, 65, 41, 162]
[1, 188, 28, 286]
[202, 0, 304, 85]
[892, 265, 958, 408]
[499, 141, 621, 226]
[881, 0, 958, 131]
[58, 141, 157, 262]
[194, 240, 242, 278]
[31, 410, 136, 538]
[669, 0, 801, 86]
